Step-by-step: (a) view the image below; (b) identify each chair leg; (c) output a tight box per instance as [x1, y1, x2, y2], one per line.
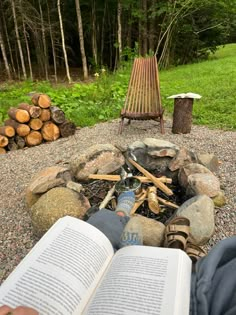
[119, 118, 124, 134]
[160, 115, 165, 134]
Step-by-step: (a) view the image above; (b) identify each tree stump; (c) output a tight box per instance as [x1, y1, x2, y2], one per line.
[172, 98, 194, 134]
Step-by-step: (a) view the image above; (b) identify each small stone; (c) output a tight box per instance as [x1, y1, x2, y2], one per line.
[212, 191, 227, 207]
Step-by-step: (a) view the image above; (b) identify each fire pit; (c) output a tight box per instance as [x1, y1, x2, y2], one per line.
[25, 139, 225, 246]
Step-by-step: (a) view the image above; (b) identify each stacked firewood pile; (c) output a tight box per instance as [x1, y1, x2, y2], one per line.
[0, 93, 76, 154]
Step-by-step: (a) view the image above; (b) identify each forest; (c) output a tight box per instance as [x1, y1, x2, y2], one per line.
[0, 0, 236, 82]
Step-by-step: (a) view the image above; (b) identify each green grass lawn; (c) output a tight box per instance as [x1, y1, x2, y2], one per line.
[0, 43, 235, 130]
[160, 43, 236, 129]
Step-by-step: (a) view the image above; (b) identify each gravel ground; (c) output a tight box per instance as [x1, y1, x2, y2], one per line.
[0, 119, 235, 284]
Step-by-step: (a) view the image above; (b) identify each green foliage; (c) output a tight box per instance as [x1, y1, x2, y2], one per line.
[0, 44, 235, 130]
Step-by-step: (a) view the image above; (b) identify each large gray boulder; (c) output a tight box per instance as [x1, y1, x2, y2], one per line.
[127, 138, 179, 172]
[30, 187, 90, 236]
[197, 153, 219, 173]
[186, 173, 221, 198]
[178, 163, 212, 189]
[25, 166, 72, 208]
[176, 195, 215, 245]
[70, 144, 125, 181]
[132, 215, 165, 246]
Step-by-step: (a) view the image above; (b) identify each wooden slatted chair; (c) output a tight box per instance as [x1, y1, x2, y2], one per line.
[119, 56, 164, 134]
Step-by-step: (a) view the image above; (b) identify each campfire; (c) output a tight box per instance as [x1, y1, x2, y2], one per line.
[25, 139, 224, 246]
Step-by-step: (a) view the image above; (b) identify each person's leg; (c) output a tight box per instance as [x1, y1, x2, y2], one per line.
[190, 236, 236, 315]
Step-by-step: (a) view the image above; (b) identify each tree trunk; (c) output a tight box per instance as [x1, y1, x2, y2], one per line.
[7, 108, 30, 123]
[25, 131, 43, 146]
[22, 14, 33, 80]
[172, 98, 194, 134]
[0, 29, 12, 80]
[41, 121, 60, 141]
[39, 109, 51, 121]
[2, 9, 17, 78]
[29, 118, 43, 130]
[117, 0, 122, 62]
[149, 0, 156, 53]
[75, 0, 88, 80]
[18, 103, 42, 118]
[100, 1, 107, 66]
[39, 0, 48, 80]
[31, 94, 51, 108]
[4, 119, 31, 137]
[142, 0, 148, 55]
[11, 0, 27, 79]
[50, 106, 65, 124]
[57, 0, 72, 83]
[91, 0, 98, 66]
[0, 126, 15, 137]
[59, 120, 76, 138]
[47, 1, 57, 83]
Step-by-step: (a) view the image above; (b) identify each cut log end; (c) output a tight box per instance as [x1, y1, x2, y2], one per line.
[8, 108, 30, 123]
[0, 147, 7, 154]
[0, 126, 15, 137]
[32, 93, 51, 108]
[41, 121, 60, 141]
[25, 131, 43, 146]
[0, 135, 9, 147]
[59, 120, 76, 138]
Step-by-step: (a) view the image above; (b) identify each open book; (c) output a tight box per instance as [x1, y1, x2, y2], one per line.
[0, 216, 192, 315]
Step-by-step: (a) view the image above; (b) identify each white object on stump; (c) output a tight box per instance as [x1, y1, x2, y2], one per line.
[167, 92, 202, 134]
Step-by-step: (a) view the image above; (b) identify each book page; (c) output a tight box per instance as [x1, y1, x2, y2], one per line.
[0, 216, 114, 315]
[84, 246, 192, 315]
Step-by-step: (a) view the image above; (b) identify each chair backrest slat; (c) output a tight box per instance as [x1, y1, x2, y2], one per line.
[123, 56, 162, 114]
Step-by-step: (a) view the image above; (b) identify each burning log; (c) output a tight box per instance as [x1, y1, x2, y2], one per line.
[127, 158, 174, 196]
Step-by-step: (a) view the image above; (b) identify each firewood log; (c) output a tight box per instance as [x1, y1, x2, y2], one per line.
[59, 120, 76, 137]
[41, 121, 60, 141]
[39, 109, 51, 122]
[7, 108, 30, 123]
[15, 135, 26, 149]
[4, 119, 30, 137]
[31, 93, 51, 108]
[0, 135, 9, 147]
[50, 106, 66, 124]
[0, 147, 6, 154]
[7, 138, 18, 151]
[25, 131, 43, 146]
[29, 118, 43, 131]
[0, 126, 15, 137]
[18, 103, 42, 118]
